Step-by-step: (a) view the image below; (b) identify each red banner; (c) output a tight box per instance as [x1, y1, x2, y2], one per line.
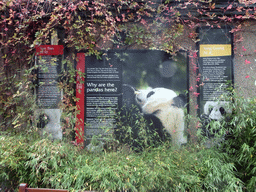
[75, 53, 85, 145]
[36, 45, 64, 56]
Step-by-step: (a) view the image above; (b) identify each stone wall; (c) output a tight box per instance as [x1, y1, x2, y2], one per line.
[234, 21, 256, 98]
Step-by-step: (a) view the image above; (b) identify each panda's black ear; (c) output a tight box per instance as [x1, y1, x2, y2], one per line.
[172, 94, 187, 108]
[146, 91, 155, 98]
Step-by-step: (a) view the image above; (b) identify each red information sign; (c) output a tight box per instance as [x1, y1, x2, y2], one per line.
[36, 45, 64, 56]
[75, 53, 85, 145]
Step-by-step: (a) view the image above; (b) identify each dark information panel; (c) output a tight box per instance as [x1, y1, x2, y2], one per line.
[85, 53, 122, 142]
[197, 26, 233, 115]
[76, 50, 188, 145]
[37, 56, 61, 108]
[76, 52, 122, 144]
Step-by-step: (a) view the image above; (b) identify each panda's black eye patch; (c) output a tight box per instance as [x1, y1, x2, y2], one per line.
[137, 98, 142, 102]
[219, 107, 226, 115]
[147, 91, 155, 98]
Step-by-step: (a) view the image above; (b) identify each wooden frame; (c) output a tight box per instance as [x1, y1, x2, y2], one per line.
[19, 183, 68, 192]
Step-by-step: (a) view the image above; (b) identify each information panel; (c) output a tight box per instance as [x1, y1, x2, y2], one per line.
[197, 26, 233, 116]
[76, 50, 188, 145]
[76, 52, 122, 144]
[37, 55, 62, 108]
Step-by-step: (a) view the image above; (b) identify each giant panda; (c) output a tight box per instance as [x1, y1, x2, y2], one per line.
[135, 87, 187, 146]
[200, 101, 231, 138]
[115, 85, 167, 151]
[203, 101, 231, 121]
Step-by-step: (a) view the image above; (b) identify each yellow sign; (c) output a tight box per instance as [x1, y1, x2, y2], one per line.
[200, 44, 231, 57]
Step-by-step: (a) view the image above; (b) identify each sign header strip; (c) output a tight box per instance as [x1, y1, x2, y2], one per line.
[200, 44, 231, 57]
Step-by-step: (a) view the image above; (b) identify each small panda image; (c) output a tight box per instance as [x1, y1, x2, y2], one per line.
[36, 109, 63, 140]
[204, 101, 231, 121]
[135, 87, 187, 146]
[200, 101, 231, 138]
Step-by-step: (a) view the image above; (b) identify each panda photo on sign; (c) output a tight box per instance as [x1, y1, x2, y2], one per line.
[200, 101, 231, 138]
[135, 87, 187, 146]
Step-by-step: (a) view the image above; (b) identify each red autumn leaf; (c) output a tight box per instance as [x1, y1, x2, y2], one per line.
[116, 16, 121, 22]
[196, 121, 200, 128]
[193, 66, 198, 73]
[140, 19, 147, 25]
[235, 15, 243, 19]
[226, 4, 232, 10]
[193, 92, 200, 97]
[245, 59, 251, 64]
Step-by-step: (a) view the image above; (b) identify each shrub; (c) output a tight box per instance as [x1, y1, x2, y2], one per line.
[0, 133, 243, 191]
[197, 90, 256, 191]
[113, 104, 171, 152]
[220, 93, 256, 191]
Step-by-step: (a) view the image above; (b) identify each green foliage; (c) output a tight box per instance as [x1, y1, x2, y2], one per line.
[197, 90, 256, 191]
[112, 105, 172, 152]
[1, 0, 256, 191]
[0, 133, 243, 191]
[219, 92, 256, 191]
[0, 74, 37, 133]
[58, 57, 79, 140]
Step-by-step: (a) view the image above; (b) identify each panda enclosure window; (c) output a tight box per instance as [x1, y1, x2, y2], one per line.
[117, 50, 189, 147]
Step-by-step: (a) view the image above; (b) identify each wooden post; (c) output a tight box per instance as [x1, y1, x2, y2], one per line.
[19, 183, 28, 192]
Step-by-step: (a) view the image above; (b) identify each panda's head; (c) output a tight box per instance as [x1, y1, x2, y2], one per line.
[135, 87, 155, 107]
[204, 101, 231, 121]
[135, 87, 183, 115]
